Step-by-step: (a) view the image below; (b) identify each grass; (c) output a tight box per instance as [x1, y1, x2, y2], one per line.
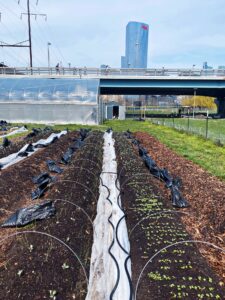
[152, 118, 225, 143]
[0, 131, 29, 143]
[104, 120, 225, 180]
[5, 119, 225, 180]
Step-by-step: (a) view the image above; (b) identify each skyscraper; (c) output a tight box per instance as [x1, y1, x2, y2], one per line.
[121, 21, 149, 69]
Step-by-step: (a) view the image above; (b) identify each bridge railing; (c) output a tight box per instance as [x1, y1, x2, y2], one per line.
[1, 67, 225, 77]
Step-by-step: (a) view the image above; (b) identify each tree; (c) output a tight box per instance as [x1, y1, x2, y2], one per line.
[181, 96, 216, 109]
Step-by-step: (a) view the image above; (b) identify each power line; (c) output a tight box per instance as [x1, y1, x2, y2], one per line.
[29, 2, 67, 65]
[0, 0, 47, 68]
[17, 0, 50, 65]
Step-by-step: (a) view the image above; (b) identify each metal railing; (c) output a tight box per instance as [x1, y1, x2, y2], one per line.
[1, 67, 225, 78]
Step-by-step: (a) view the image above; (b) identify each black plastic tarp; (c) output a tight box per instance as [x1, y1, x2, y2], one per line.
[1, 201, 56, 228]
[46, 160, 63, 174]
[18, 144, 34, 157]
[129, 133, 190, 209]
[31, 173, 55, 200]
[2, 137, 11, 148]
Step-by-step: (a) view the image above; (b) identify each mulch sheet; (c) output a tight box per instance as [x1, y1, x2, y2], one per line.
[135, 132, 225, 282]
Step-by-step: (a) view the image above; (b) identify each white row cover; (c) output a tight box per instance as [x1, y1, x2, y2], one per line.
[0, 131, 67, 170]
[0, 126, 28, 139]
[86, 131, 131, 299]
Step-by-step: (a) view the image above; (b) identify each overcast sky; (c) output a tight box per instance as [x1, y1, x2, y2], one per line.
[0, 0, 225, 68]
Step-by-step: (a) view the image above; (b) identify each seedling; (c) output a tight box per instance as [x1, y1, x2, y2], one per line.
[62, 262, 70, 270]
[29, 244, 34, 252]
[49, 290, 57, 299]
[17, 269, 24, 277]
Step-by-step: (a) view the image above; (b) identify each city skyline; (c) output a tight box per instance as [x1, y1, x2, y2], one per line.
[0, 0, 225, 68]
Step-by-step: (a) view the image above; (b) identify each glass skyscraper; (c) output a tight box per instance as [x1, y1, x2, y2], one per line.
[121, 21, 149, 69]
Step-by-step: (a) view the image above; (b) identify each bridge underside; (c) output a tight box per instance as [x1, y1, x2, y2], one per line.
[100, 86, 225, 97]
[100, 79, 225, 117]
[100, 79, 225, 97]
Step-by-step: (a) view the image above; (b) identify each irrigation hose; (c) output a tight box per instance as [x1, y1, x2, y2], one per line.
[99, 175, 121, 300]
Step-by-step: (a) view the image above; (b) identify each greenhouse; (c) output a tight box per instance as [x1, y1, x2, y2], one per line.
[0, 78, 101, 124]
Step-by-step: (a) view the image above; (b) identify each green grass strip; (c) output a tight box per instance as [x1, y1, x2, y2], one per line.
[8, 120, 225, 180]
[104, 120, 225, 180]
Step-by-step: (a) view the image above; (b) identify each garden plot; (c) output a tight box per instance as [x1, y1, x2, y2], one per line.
[0, 126, 28, 139]
[0, 131, 78, 226]
[0, 127, 54, 160]
[0, 131, 67, 170]
[0, 131, 103, 299]
[135, 132, 225, 283]
[0, 128, 224, 300]
[115, 133, 225, 300]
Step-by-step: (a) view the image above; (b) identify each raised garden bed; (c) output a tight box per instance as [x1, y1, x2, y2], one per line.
[135, 132, 225, 283]
[0, 128, 54, 159]
[0, 131, 103, 299]
[0, 128, 224, 300]
[115, 133, 225, 300]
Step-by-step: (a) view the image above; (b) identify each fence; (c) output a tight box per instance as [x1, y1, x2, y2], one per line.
[151, 117, 225, 145]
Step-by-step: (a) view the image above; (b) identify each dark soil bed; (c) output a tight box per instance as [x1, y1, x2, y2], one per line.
[0, 131, 103, 300]
[135, 131, 225, 283]
[115, 133, 225, 300]
[0, 129, 54, 159]
[0, 131, 77, 224]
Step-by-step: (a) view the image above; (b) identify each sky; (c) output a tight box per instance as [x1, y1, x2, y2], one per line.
[0, 0, 225, 68]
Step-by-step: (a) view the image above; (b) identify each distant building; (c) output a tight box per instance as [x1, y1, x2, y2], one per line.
[203, 62, 213, 70]
[121, 21, 149, 69]
[218, 66, 225, 70]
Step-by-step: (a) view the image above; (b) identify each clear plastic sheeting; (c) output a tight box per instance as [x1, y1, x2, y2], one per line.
[0, 78, 99, 103]
[0, 78, 100, 124]
[0, 131, 67, 170]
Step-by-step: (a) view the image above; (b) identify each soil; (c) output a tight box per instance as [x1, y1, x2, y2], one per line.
[135, 132, 225, 282]
[0, 131, 103, 300]
[115, 133, 225, 300]
[1, 129, 224, 300]
[0, 129, 54, 159]
[0, 131, 76, 224]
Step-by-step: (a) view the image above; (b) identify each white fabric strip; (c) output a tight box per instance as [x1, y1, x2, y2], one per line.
[0, 131, 67, 170]
[0, 126, 28, 139]
[86, 131, 131, 300]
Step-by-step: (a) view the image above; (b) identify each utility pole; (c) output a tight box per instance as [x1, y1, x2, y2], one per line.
[0, 1, 47, 70]
[27, 0, 33, 68]
[20, 0, 47, 69]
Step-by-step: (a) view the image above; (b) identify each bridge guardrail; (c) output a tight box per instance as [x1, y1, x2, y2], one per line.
[0, 67, 225, 78]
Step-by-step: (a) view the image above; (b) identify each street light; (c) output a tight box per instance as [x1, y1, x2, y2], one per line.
[47, 42, 51, 69]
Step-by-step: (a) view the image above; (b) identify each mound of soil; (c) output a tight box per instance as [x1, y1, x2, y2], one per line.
[115, 133, 225, 300]
[135, 132, 225, 282]
[0, 131, 103, 300]
[0, 129, 54, 159]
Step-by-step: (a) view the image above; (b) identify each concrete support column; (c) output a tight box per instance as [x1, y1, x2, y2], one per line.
[217, 97, 225, 118]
